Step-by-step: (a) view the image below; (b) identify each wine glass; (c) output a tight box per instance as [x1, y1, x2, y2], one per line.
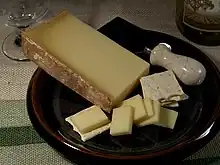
[2, 0, 49, 61]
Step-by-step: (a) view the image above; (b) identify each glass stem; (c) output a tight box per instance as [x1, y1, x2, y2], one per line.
[14, 26, 29, 47]
[14, 32, 21, 47]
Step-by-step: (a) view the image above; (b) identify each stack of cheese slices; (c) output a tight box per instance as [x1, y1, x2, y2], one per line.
[21, 10, 186, 142]
[66, 70, 181, 142]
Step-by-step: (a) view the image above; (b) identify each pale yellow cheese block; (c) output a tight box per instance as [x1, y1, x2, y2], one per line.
[156, 107, 178, 129]
[121, 94, 148, 124]
[66, 117, 110, 142]
[110, 106, 134, 136]
[22, 10, 150, 112]
[137, 100, 178, 129]
[65, 106, 110, 134]
[143, 97, 154, 117]
[137, 100, 160, 127]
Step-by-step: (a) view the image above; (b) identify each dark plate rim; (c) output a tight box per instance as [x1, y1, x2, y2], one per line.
[28, 67, 220, 160]
[27, 29, 220, 160]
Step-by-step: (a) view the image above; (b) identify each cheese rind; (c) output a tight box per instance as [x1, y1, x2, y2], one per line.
[121, 95, 148, 124]
[22, 10, 150, 112]
[137, 100, 161, 127]
[110, 106, 134, 136]
[66, 117, 110, 142]
[66, 106, 110, 134]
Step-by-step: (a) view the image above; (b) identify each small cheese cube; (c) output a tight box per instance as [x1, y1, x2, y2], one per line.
[121, 95, 148, 124]
[66, 105, 110, 134]
[155, 107, 178, 129]
[137, 100, 160, 127]
[110, 106, 134, 136]
[143, 97, 154, 117]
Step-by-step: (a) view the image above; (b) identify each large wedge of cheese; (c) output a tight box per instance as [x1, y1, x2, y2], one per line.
[22, 10, 150, 112]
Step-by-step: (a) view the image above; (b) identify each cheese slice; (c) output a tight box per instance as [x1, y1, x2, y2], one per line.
[65, 106, 110, 134]
[155, 107, 178, 129]
[66, 117, 110, 142]
[110, 106, 134, 136]
[137, 101, 178, 129]
[161, 93, 189, 107]
[140, 70, 185, 103]
[22, 10, 150, 112]
[137, 100, 160, 127]
[161, 100, 179, 107]
[121, 95, 148, 124]
[143, 97, 154, 117]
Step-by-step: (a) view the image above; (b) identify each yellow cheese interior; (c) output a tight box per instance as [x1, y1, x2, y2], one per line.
[67, 106, 110, 134]
[110, 106, 134, 136]
[143, 97, 154, 117]
[137, 100, 161, 127]
[66, 115, 111, 142]
[121, 94, 148, 124]
[25, 11, 150, 106]
[156, 107, 178, 129]
[137, 99, 178, 129]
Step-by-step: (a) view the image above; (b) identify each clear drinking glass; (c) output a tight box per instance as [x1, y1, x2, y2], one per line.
[2, 0, 49, 61]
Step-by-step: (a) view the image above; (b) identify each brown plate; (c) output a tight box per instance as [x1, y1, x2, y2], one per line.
[27, 17, 220, 164]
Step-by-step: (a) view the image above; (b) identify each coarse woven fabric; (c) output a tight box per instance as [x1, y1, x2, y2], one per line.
[1, 0, 220, 165]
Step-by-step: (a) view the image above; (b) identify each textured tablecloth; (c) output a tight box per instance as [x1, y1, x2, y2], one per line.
[1, 0, 220, 164]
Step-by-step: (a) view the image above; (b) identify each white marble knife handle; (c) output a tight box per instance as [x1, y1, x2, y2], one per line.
[150, 43, 206, 86]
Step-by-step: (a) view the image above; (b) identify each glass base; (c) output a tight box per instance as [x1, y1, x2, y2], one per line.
[2, 31, 29, 61]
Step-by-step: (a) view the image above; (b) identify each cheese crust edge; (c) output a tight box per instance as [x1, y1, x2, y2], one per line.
[21, 33, 113, 113]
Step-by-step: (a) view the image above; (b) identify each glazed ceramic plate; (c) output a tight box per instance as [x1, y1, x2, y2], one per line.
[27, 17, 220, 164]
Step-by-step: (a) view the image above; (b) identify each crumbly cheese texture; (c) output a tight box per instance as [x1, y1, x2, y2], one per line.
[140, 70, 185, 103]
[137, 100, 161, 127]
[121, 95, 148, 124]
[110, 106, 134, 136]
[66, 106, 110, 134]
[66, 117, 110, 142]
[25, 10, 150, 109]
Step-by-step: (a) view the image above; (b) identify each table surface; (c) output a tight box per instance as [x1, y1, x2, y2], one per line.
[1, 0, 220, 165]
